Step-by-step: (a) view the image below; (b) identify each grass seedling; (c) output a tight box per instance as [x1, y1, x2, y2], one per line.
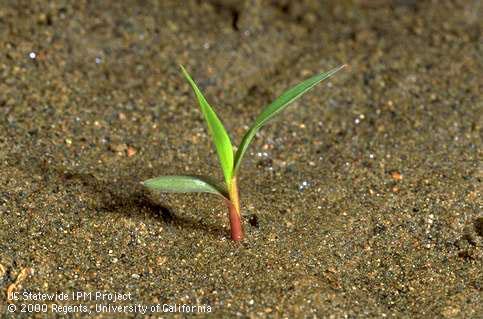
[143, 64, 346, 241]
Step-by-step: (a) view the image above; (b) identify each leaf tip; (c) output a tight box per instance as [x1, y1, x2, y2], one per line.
[333, 64, 348, 72]
[179, 64, 189, 77]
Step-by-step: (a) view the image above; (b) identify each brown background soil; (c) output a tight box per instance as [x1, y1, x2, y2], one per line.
[0, 1, 481, 318]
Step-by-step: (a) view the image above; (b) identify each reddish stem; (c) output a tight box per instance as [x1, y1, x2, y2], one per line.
[226, 177, 243, 241]
[226, 200, 243, 241]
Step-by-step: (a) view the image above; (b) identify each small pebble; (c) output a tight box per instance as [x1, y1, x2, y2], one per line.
[299, 181, 310, 191]
[127, 146, 137, 157]
[391, 171, 403, 181]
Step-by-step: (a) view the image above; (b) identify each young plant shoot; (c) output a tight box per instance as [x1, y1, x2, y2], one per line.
[143, 64, 346, 241]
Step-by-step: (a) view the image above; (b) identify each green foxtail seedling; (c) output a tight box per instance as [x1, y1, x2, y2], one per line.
[143, 64, 346, 241]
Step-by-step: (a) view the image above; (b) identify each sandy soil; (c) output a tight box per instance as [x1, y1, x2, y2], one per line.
[0, 1, 481, 318]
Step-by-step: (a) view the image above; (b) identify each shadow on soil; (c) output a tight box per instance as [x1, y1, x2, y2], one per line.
[14, 155, 227, 238]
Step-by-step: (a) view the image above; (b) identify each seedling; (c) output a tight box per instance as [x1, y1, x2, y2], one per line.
[143, 64, 346, 241]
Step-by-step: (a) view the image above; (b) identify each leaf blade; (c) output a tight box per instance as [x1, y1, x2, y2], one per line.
[143, 175, 228, 198]
[234, 64, 346, 174]
[180, 65, 234, 186]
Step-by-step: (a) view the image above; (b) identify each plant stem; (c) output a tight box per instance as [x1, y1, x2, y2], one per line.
[226, 177, 243, 241]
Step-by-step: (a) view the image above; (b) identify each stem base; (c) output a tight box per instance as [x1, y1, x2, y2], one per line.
[227, 201, 243, 241]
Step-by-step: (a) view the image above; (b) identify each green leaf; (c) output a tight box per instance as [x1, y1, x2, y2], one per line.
[233, 64, 346, 174]
[180, 65, 234, 186]
[143, 175, 228, 199]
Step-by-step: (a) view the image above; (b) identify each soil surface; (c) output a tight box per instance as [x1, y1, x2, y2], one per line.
[0, 1, 481, 318]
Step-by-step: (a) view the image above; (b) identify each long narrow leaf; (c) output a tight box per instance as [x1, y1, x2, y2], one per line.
[143, 175, 228, 199]
[180, 65, 234, 186]
[233, 64, 346, 174]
